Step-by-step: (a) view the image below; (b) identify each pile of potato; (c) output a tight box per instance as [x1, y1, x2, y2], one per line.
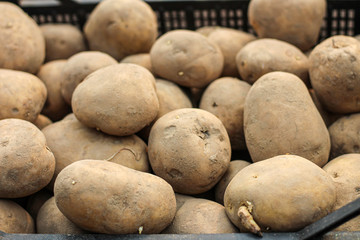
[0, 0, 359, 236]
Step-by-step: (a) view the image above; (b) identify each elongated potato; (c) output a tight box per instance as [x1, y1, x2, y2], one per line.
[54, 160, 176, 234]
[244, 71, 330, 167]
[224, 155, 336, 233]
[0, 199, 35, 233]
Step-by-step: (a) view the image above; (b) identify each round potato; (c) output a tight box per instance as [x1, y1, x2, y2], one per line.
[150, 30, 224, 88]
[42, 114, 150, 190]
[54, 160, 176, 234]
[61, 51, 117, 104]
[84, 0, 158, 60]
[40, 23, 87, 62]
[0, 2, 45, 73]
[33, 114, 52, 130]
[328, 114, 360, 159]
[0, 69, 47, 123]
[0, 199, 35, 233]
[309, 35, 360, 114]
[214, 160, 251, 205]
[224, 155, 336, 233]
[208, 28, 255, 77]
[199, 77, 251, 151]
[244, 72, 330, 167]
[120, 53, 154, 75]
[162, 198, 238, 234]
[248, 0, 326, 51]
[72, 63, 159, 136]
[148, 108, 231, 195]
[0, 119, 55, 198]
[37, 197, 87, 234]
[323, 154, 360, 231]
[236, 39, 309, 85]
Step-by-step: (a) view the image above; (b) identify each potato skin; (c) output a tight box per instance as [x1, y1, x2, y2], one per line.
[0, 2, 45, 73]
[244, 71, 330, 167]
[120, 53, 154, 75]
[0, 119, 55, 198]
[37, 197, 87, 234]
[163, 198, 238, 234]
[328, 114, 360, 159]
[248, 0, 326, 51]
[309, 35, 360, 114]
[224, 155, 336, 232]
[0, 69, 47, 123]
[72, 63, 159, 136]
[200, 77, 251, 151]
[236, 39, 309, 85]
[54, 160, 176, 234]
[323, 154, 360, 231]
[148, 108, 231, 195]
[33, 114, 52, 130]
[84, 0, 158, 60]
[0, 199, 35, 233]
[150, 30, 224, 88]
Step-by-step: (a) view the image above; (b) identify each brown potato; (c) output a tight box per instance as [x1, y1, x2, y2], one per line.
[148, 108, 231, 195]
[199, 77, 251, 151]
[37, 60, 71, 121]
[37, 197, 87, 234]
[120, 53, 154, 75]
[309, 35, 360, 114]
[236, 38, 309, 85]
[72, 63, 159, 136]
[61, 51, 117, 105]
[0, 199, 35, 233]
[248, 0, 326, 51]
[54, 160, 176, 234]
[33, 114, 52, 130]
[214, 160, 251, 205]
[40, 23, 87, 62]
[84, 0, 158, 60]
[328, 114, 360, 159]
[162, 198, 238, 234]
[150, 30, 224, 88]
[0, 2, 45, 73]
[208, 28, 255, 77]
[25, 189, 52, 220]
[244, 71, 330, 167]
[224, 155, 336, 233]
[0, 119, 55, 198]
[323, 154, 360, 231]
[0, 69, 47, 123]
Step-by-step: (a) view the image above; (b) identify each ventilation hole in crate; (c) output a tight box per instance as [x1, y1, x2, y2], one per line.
[332, 10, 338, 18]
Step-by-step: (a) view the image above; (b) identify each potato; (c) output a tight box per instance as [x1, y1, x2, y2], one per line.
[0, 119, 55, 198]
[42, 114, 150, 190]
[214, 160, 251, 205]
[0, 199, 35, 233]
[37, 197, 87, 234]
[196, 26, 223, 37]
[199, 77, 251, 150]
[150, 30, 224, 88]
[54, 160, 176, 234]
[120, 53, 154, 75]
[162, 198, 238, 234]
[25, 189, 52, 220]
[244, 71, 330, 167]
[148, 108, 231, 194]
[236, 39, 309, 85]
[309, 35, 360, 114]
[248, 0, 326, 51]
[138, 79, 192, 140]
[0, 69, 47, 123]
[84, 0, 158, 60]
[61, 51, 117, 105]
[72, 63, 159, 136]
[0, 2, 45, 73]
[207, 28, 255, 77]
[40, 23, 87, 62]
[323, 154, 360, 231]
[328, 114, 360, 159]
[37, 60, 71, 121]
[33, 114, 52, 130]
[224, 155, 336, 233]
